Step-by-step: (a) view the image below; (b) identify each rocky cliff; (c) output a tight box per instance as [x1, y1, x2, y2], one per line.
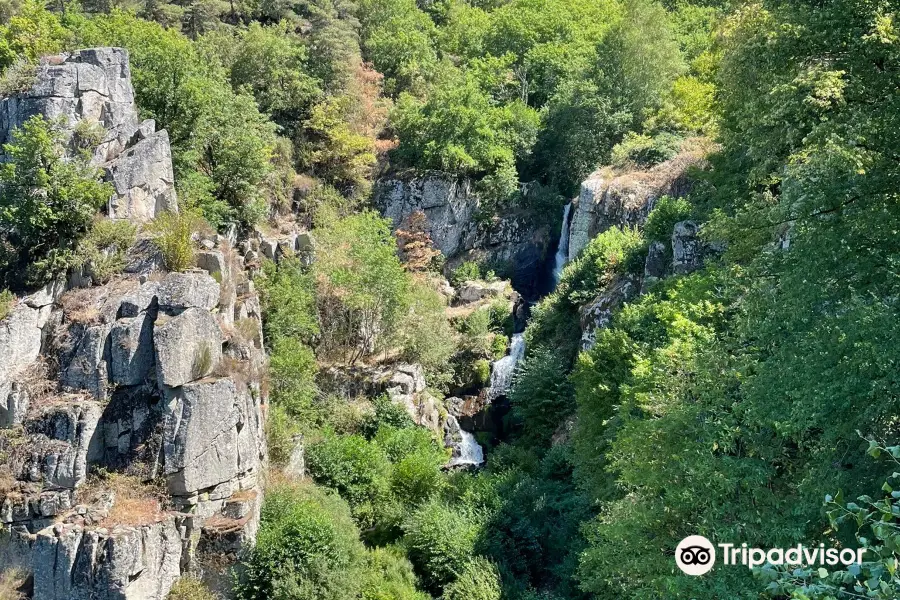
[567, 142, 709, 260]
[0, 48, 177, 222]
[374, 175, 553, 297]
[0, 49, 267, 600]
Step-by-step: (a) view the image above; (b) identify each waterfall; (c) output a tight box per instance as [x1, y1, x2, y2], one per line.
[551, 202, 573, 285]
[449, 428, 485, 467]
[487, 333, 526, 401]
[446, 415, 484, 467]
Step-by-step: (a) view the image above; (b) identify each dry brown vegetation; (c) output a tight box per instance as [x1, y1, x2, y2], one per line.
[0, 568, 28, 600]
[77, 472, 168, 528]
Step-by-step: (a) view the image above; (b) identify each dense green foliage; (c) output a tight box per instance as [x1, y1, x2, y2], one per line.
[0, 115, 112, 287]
[1, 0, 896, 599]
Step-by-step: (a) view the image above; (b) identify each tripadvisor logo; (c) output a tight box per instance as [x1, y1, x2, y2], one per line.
[675, 535, 866, 576]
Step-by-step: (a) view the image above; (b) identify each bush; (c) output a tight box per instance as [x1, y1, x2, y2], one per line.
[642, 195, 693, 246]
[441, 557, 501, 600]
[398, 281, 456, 383]
[610, 131, 683, 167]
[363, 395, 415, 435]
[235, 481, 366, 600]
[473, 359, 491, 386]
[314, 212, 410, 362]
[166, 577, 215, 600]
[146, 210, 201, 272]
[0, 115, 112, 288]
[0, 290, 14, 321]
[363, 546, 430, 600]
[508, 347, 573, 446]
[258, 258, 319, 345]
[490, 335, 508, 360]
[269, 337, 318, 425]
[306, 434, 392, 527]
[266, 403, 301, 469]
[402, 499, 480, 593]
[74, 218, 137, 284]
[450, 261, 480, 286]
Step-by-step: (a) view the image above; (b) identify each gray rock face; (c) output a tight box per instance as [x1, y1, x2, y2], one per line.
[0, 48, 178, 222]
[156, 272, 220, 312]
[33, 518, 182, 600]
[110, 313, 155, 386]
[61, 323, 112, 401]
[568, 149, 706, 261]
[15, 399, 101, 489]
[580, 275, 639, 350]
[162, 377, 264, 495]
[153, 308, 222, 388]
[0, 48, 138, 162]
[376, 175, 477, 257]
[105, 129, 177, 221]
[641, 241, 668, 294]
[455, 280, 509, 305]
[672, 220, 704, 275]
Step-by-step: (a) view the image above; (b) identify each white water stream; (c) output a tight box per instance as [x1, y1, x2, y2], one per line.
[552, 201, 573, 285]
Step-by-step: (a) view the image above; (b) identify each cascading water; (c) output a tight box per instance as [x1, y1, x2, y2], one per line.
[446, 415, 484, 467]
[487, 333, 526, 401]
[552, 202, 573, 285]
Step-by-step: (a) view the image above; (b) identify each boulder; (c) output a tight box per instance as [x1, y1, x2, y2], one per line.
[118, 281, 159, 318]
[61, 323, 112, 400]
[672, 220, 704, 275]
[455, 280, 509, 304]
[109, 313, 155, 386]
[15, 398, 101, 489]
[580, 275, 639, 350]
[105, 129, 177, 222]
[156, 272, 220, 312]
[32, 518, 182, 600]
[153, 308, 222, 388]
[641, 241, 667, 293]
[162, 377, 263, 495]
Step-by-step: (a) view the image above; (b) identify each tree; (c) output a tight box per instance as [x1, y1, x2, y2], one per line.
[235, 481, 367, 600]
[314, 211, 410, 362]
[0, 116, 112, 289]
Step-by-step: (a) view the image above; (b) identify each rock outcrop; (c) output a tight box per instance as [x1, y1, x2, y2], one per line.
[375, 175, 553, 296]
[567, 143, 709, 260]
[0, 48, 266, 600]
[0, 47, 177, 222]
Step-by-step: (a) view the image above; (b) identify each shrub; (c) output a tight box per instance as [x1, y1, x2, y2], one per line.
[398, 281, 456, 383]
[450, 261, 480, 286]
[508, 347, 573, 446]
[74, 218, 137, 284]
[306, 434, 392, 527]
[0, 567, 27, 600]
[166, 577, 216, 600]
[269, 337, 318, 425]
[490, 334, 508, 360]
[0, 115, 112, 288]
[473, 359, 491, 386]
[314, 212, 410, 362]
[441, 557, 501, 600]
[611, 131, 683, 167]
[235, 481, 366, 600]
[0, 58, 36, 96]
[146, 210, 200, 272]
[643, 195, 693, 246]
[266, 404, 301, 468]
[0, 290, 14, 321]
[258, 258, 319, 345]
[363, 546, 430, 600]
[402, 499, 480, 593]
[363, 395, 415, 435]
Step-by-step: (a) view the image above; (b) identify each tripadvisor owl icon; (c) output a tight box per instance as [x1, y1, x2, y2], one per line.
[676, 535, 715, 576]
